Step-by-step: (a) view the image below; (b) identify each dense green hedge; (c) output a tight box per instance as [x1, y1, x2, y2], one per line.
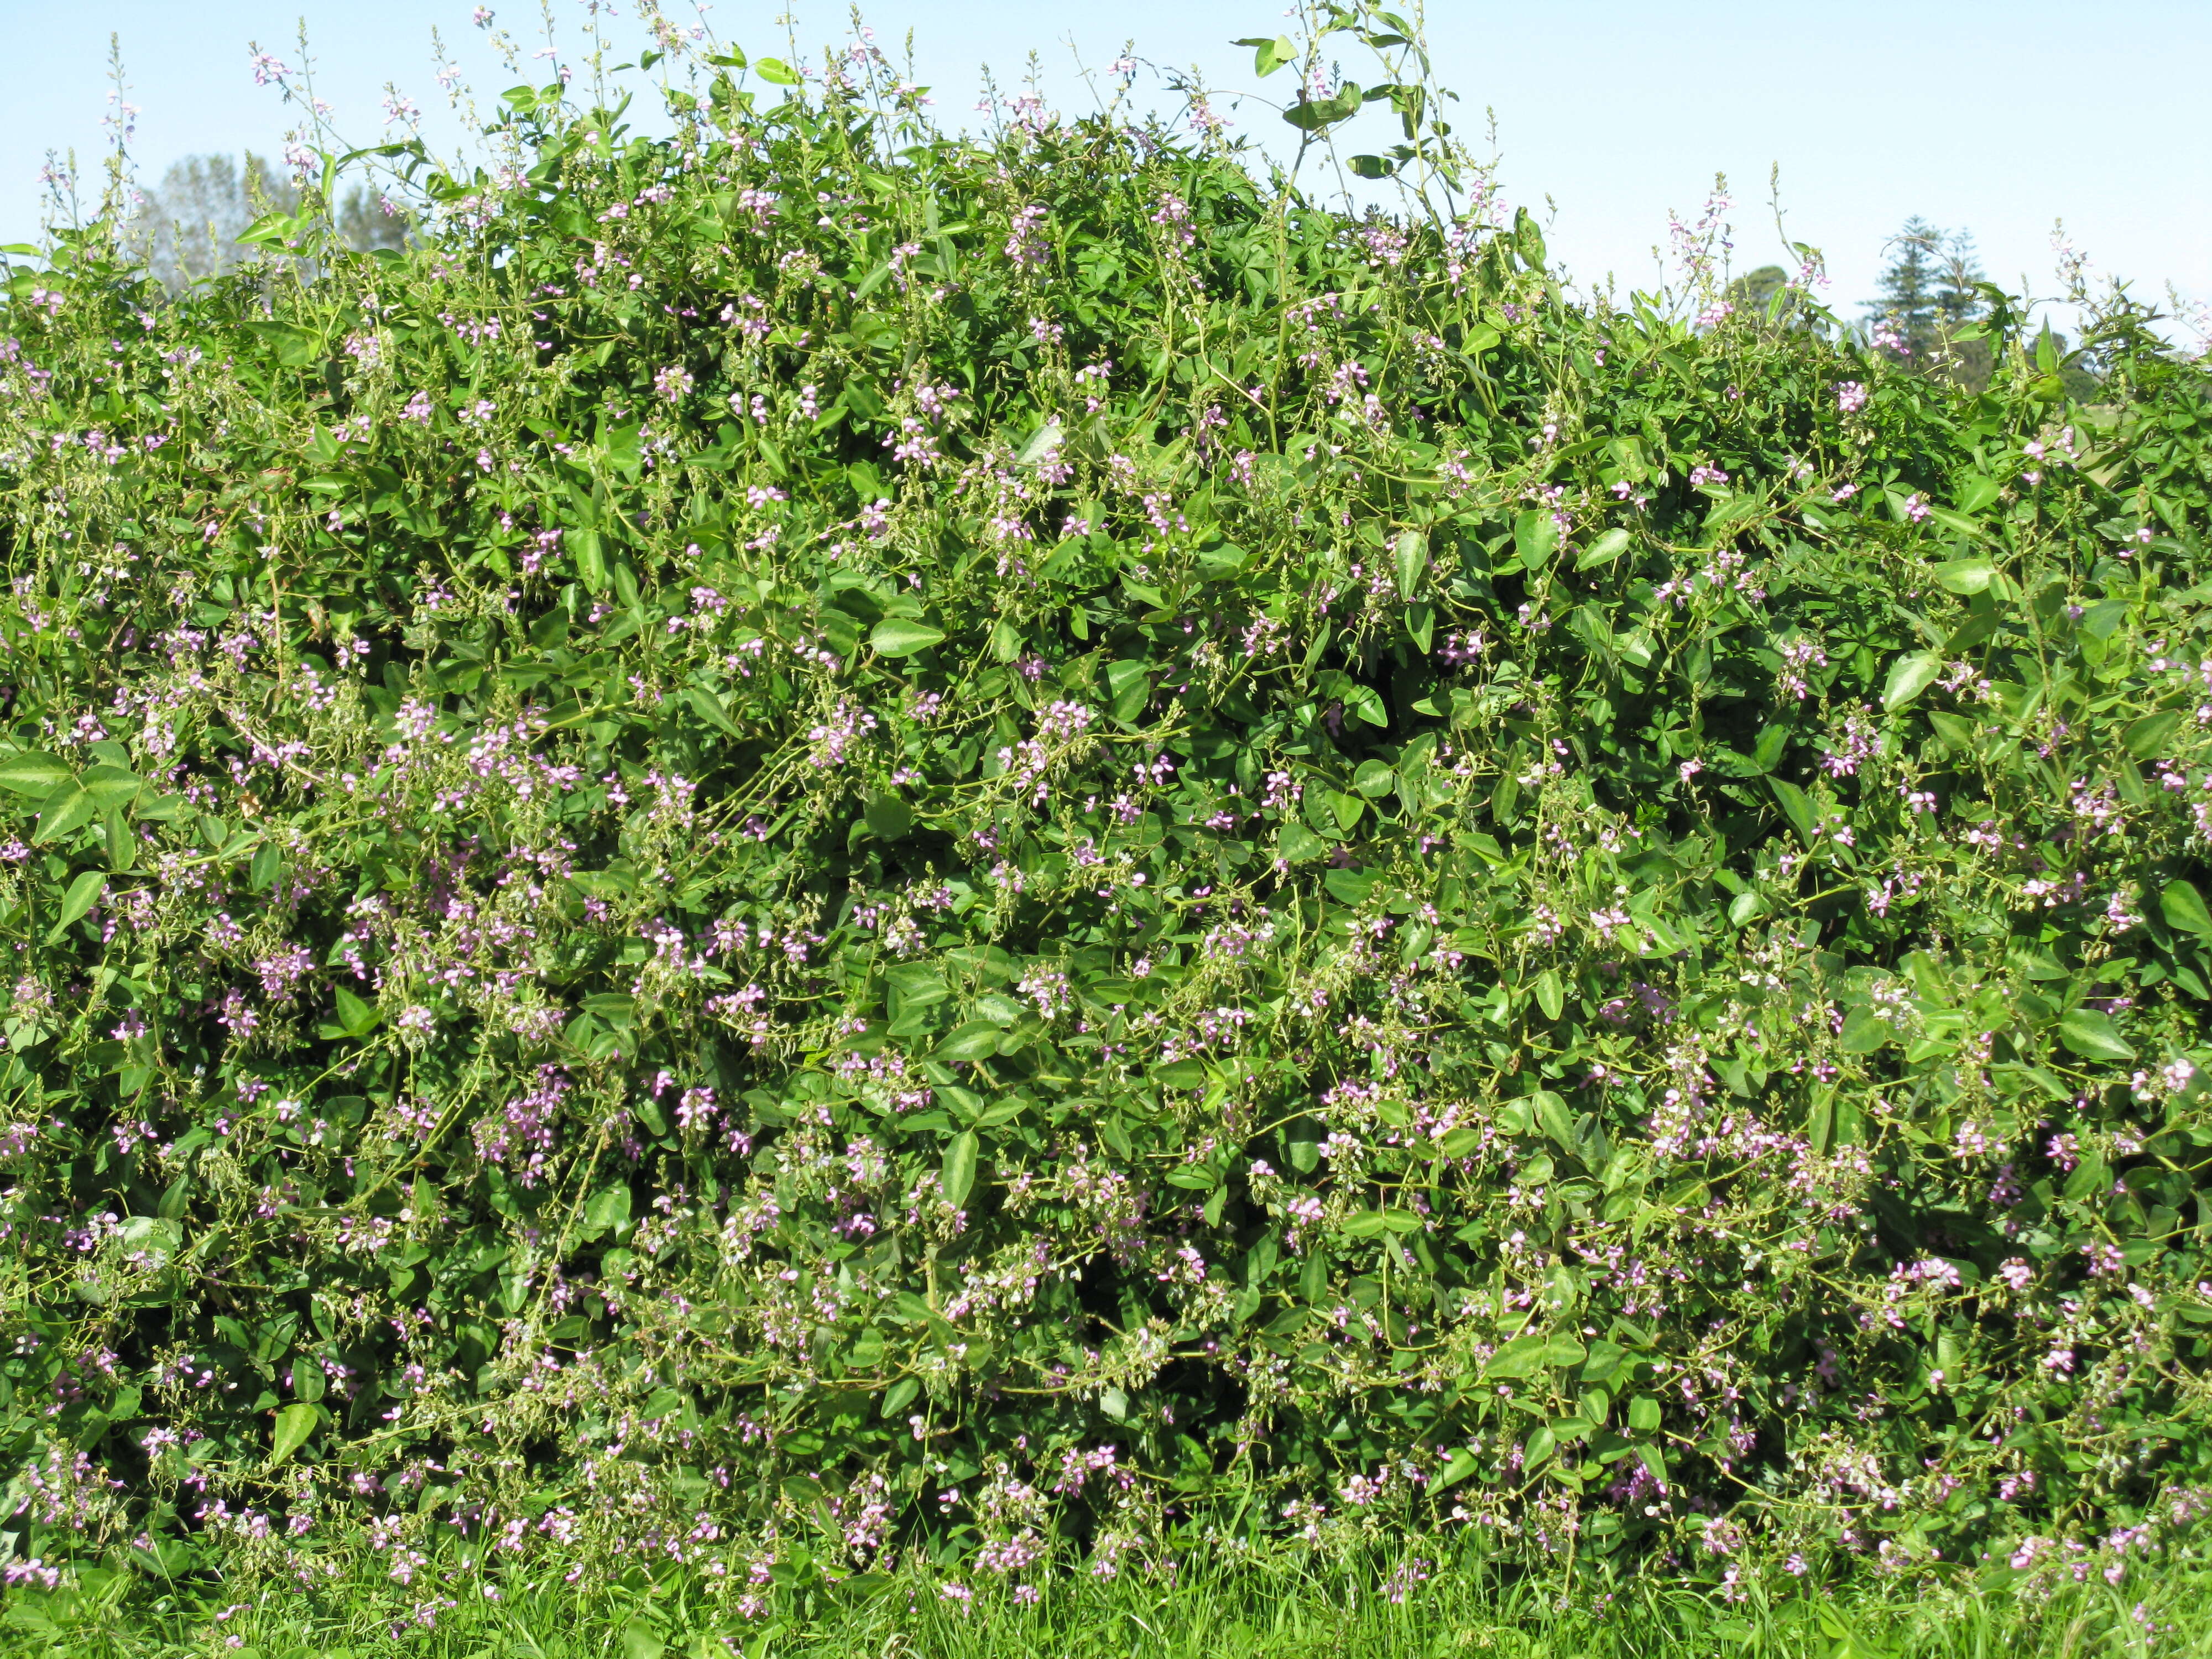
[6, 5, 2212, 1610]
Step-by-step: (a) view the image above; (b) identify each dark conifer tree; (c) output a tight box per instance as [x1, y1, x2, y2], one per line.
[1866, 216, 1946, 361]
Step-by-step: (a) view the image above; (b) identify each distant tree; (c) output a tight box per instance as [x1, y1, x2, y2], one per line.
[1866, 217, 1947, 361]
[337, 186, 412, 258]
[1728, 265, 1786, 312]
[1867, 217, 1995, 390]
[1724, 264, 1795, 327]
[124, 153, 289, 290]
[1932, 229, 1985, 331]
[2032, 324, 2104, 404]
[126, 152, 410, 293]
[1929, 229, 1993, 390]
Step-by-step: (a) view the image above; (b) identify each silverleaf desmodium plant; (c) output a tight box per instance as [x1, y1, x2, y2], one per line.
[4, 5, 2212, 1608]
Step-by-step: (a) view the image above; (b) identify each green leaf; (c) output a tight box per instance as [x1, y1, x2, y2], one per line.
[753, 56, 801, 86]
[1234, 34, 1297, 75]
[1514, 509, 1559, 570]
[863, 794, 913, 841]
[1532, 968, 1563, 1021]
[333, 986, 381, 1037]
[1392, 528, 1428, 599]
[0, 751, 72, 795]
[941, 1131, 978, 1209]
[34, 780, 96, 844]
[572, 528, 607, 591]
[1522, 1424, 1557, 1472]
[80, 764, 142, 809]
[870, 618, 945, 656]
[2161, 880, 2212, 942]
[975, 991, 1026, 1027]
[1512, 205, 1547, 269]
[1839, 1006, 1890, 1053]
[1882, 651, 1942, 712]
[1767, 776, 1817, 843]
[1404, 599, 1434, 653]
[1931, 557, 1995, 594]
[934, 1021, 1004, 1062]
[238, 210, 304, 251]
[885, 963, 948, 1005]
[601, 421, 643, 478]
[620, 1618, 667, 1659]
[2081, 598, 2129, 639]
[1327, 790, 1366, 832]
[1283, 84, 1361, 131]
[1955, 473, 2001, 513]
[268, 1402, 319, 1468]
[1533, 1091, 1577, 1150]
[687, 685, 740, 737]
[44, 870, 105, 945]
[1436, 1448, 1480, 1489]
[1324, 867, 1374, 905]
[1107, 660, 1150, 723]
[1927, 711, 1976, 753]
[2057, 1008, 2134, 1063]
[583, 1185, 633, 1239]
[1574, 526, 1632, 570]
[1353, 759, 1396, 798]
[1578, 1341, 1626, 1384]
[107, 1225, 169, 1269]
[1013, 422, 1063, 467]
[2124, 709, 2181, 760]
[1484, 1333, 1552, 1379]
[1196, 540, 1250, 580]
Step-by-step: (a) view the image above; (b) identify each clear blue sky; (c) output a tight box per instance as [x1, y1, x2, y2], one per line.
[6, 0, 2206, 336]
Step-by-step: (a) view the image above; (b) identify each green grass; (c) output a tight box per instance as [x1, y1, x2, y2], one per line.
[3, 1545, 2198, 1659]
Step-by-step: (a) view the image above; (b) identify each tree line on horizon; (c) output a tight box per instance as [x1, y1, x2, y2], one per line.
[1731, 216, 2103, 399]
[119, 152, 409, 291]
[117, 153, 2094, 398]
